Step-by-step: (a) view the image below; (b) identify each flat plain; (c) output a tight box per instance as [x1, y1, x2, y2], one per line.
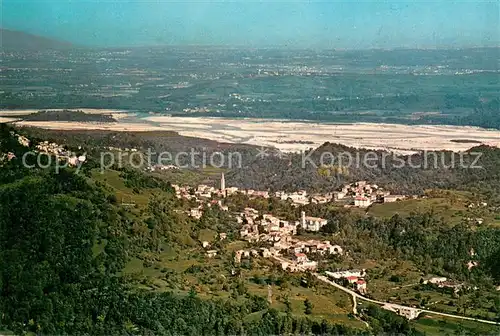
[6, 109, 500, 153]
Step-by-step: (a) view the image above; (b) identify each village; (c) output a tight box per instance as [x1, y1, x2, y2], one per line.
[175, 173, 413, 210]
[166, 172, 490, 322]
[170, 173, 419, 299]
[4, 132, 87, 167]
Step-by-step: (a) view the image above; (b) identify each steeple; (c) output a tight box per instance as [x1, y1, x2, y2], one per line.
[220, 172, 226, 192]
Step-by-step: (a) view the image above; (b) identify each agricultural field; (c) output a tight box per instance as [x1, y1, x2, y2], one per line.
[366, 190, 499, 227]
[412, 314, 500, 335]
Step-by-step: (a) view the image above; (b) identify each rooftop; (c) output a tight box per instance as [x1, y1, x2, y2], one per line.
[304, 216, 327, 221]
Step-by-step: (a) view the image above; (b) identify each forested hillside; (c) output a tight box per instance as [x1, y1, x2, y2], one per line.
[22, 110, 116, 122]
[229, 142, 500, 203]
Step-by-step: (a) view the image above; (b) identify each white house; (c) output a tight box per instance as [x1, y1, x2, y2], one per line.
[427, 277, 447, 284]
[299, 211, 328, 231]
[206, 250, 218, 258]
[294, 253, 308, 263]
[354, 197, 372, 208]
[356, 279, 367, 293]
[346, 276, 358, 284]
[326, 269, 366, 280]
[384, 195, 406, 203]
[189, 208, 203, 219]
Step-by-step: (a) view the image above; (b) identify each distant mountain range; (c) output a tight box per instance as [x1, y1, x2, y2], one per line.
[0, 29, 73, 50]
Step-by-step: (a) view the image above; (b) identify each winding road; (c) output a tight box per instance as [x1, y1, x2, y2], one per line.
[271, 255, 499, 326]
[314, 273, 500, 326]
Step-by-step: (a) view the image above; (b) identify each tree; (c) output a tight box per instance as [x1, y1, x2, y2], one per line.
[302, 272, 318, 288]
[188, 286, 197, 298]
[304, 299, 313, 315]
[284, 295, 292, 314]
[236, 281, 247, 296]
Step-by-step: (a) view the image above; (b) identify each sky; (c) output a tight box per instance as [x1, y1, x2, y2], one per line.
[1, 0, 499, 49]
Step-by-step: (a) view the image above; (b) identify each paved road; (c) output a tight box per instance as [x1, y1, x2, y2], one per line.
[314, 273, 500, 326]
[418, 309, 500, 326]
[271, 256, 499, 326]
[315, 274, 384, 305]
[352, 294, 358, 315]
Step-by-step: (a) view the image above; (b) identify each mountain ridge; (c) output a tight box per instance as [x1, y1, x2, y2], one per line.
[0, 28, 73, 50]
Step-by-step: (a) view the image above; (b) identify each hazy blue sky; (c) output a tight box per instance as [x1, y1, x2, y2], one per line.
[2, 0, 499, 48]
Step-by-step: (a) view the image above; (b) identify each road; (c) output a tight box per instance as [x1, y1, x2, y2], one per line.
[352, 294, 357, 315]
[418, 309, 500, 326]
[314, 274, 384, 305]
[271, 255, 499, 326]
[314, 273, 500, 326]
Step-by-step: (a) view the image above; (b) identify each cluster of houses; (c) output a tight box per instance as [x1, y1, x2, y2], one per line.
[231, 246, 322, 272]
[174, 175, 415, 285]
[423, 277, 467, 293]
[173, 173, 347, 267]
[172, 182, 231, 201]
[466, 217, 485, 225]
[201, 233, 228, 258]
[326, 269, 368, 294]
[233, 248, 272, 263]
[275, 237, 343, 256]
[173, 173, 409, 211]
[276, 190, 310, 206]
[189, 208, 203, 219]
[1, 132, 29, 164]
[187, 200, 229, 220]
[105, 146, 138, 152]
[13, 132, 30, 147]
[148, 164, 179, 172]
[5, 133, 86, 167]
[173, 184, 270, 202]
[237, 209, 329, 242]
[333, 181, 407, 208]
[35, 141, 67, 156]
[35, 140, 86, 166]
[238, 208, 296, 242]
[284, 253, 318, 271]
[234, 206, 341, 272]
[276, 237, 344, 272]
[0, 151, 16, 164]
[183, 190, 341, 270]
[467, 201, 488, 208]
